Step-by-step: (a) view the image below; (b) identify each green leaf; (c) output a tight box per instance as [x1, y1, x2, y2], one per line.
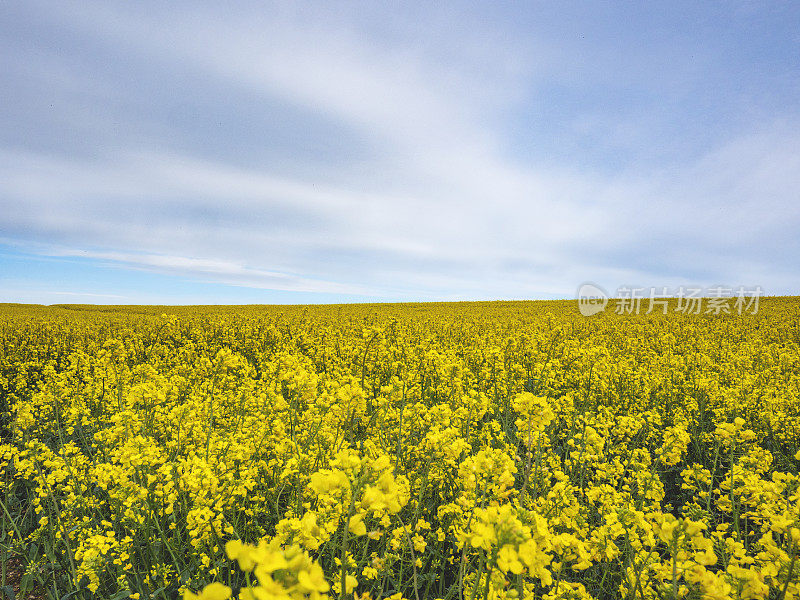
[18, 573, 32, 596]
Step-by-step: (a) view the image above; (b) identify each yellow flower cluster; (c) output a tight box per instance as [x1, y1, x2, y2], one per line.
[222, 539, 330, 600]
[0, 299, 798, 600]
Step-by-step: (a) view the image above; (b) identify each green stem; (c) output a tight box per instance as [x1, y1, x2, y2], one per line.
[339, 481, 359, 600]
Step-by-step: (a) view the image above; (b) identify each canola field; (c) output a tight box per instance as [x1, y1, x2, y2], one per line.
[1, 300, 799, 600]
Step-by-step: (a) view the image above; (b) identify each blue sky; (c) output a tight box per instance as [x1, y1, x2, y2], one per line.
[1, 1, 799, 304]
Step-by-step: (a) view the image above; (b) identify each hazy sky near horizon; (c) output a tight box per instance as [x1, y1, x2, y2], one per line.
[2, 1, 799, 304]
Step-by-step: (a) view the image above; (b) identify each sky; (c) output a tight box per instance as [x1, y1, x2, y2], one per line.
[1, 1, 799, 304]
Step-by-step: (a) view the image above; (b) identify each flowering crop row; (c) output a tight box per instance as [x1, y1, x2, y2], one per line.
[0, 300, 798, 600]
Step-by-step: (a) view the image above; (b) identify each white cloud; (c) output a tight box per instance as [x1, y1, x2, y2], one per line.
[2, 2, 799, 300]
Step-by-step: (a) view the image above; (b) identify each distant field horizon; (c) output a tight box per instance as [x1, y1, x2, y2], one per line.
[2, 295, 798, 309]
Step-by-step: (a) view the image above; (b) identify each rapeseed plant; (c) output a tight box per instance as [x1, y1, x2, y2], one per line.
[0, 300, 798, 599]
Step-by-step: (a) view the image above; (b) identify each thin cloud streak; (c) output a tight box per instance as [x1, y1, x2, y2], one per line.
[46, 248, 379, 297]
[50, 291, 126, 299]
